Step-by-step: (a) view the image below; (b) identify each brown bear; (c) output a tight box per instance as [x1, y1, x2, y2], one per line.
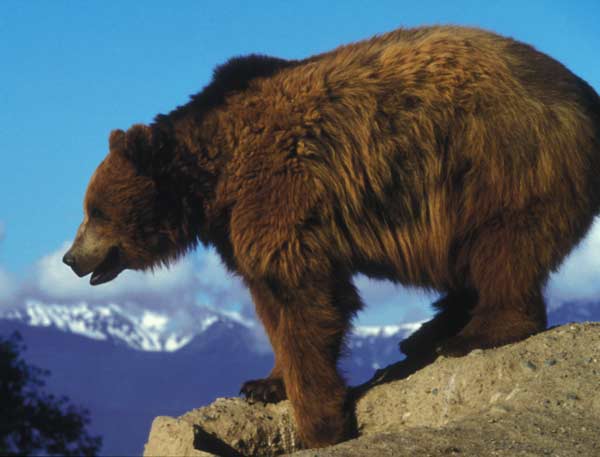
[63, 25, 600, 448]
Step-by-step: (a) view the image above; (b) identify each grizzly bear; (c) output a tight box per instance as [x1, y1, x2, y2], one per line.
[63, 26, 600, 448]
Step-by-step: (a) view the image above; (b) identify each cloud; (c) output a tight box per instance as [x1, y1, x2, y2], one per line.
[195, 247, 251, 309]
[0, 241, 250, 317]
[546, 217, 600, 309]
[354, 274, 437, 324]
[26, 241, 201, 309]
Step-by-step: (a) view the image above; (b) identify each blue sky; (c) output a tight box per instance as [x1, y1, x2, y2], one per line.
[1, 0, 599, 325]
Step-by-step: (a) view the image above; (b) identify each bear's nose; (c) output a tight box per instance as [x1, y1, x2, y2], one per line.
[62, 251, 76, 268]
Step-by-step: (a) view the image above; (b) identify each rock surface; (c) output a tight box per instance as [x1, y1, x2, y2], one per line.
[144, 323, 600, 456]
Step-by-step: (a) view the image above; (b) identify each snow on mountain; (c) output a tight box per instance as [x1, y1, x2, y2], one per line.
[0, 301, 238, 352]
[0, 299, 422, 375]
[0, 300, 422, 356]
[352, 322, 423, 338]
[347, 322, 420, 372]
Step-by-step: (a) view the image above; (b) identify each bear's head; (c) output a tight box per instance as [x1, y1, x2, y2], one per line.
[63, 125, 191, 285]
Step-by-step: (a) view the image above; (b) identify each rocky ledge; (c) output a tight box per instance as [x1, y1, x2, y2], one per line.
[144, 322, 600, 456]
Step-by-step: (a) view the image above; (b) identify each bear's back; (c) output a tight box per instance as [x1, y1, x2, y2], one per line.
[215, 26, 600, 286]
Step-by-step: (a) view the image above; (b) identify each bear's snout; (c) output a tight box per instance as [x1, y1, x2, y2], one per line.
[62, 249, 87, 277]
[62, 251, 76, 267]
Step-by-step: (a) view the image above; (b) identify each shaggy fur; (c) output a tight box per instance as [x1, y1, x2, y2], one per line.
[64, 26, 600, 448]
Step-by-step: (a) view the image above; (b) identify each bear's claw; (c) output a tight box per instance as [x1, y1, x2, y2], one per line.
[240, 378, 287, 403]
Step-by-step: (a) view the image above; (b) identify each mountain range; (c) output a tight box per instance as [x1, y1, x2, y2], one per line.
[0, 302, 419, 456]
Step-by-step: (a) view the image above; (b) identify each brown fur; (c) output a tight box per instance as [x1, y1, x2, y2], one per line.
[65, 26, 600, 448]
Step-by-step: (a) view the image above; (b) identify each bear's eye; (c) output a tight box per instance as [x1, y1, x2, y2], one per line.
[90, 207, 107, 220]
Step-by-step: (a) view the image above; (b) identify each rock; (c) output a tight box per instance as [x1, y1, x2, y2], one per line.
[144, 323, 600, 456]
[144, 416, 214, 457]
[144, 398, 297, 456]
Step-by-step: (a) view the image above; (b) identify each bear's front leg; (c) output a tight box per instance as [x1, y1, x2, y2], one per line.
[240, 281, 288, 403]
[247, 277, 357, 448]
[230, 171, 361, 446]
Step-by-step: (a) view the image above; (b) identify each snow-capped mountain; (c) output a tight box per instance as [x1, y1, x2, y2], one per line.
[0, 301, 419, 362]
[348, 322, 421, 371]
[0, 302, 418, 455]
[4, 298, 591, 359]
[0, 301, 423, 391]
[352, 323, 422, 339]
[0, 301, 252, 352]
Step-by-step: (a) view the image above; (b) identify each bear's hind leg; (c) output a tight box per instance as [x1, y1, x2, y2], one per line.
[438, 219, 550, 356]
[400, 289, 477, 358]
[438, 287, 546, 356]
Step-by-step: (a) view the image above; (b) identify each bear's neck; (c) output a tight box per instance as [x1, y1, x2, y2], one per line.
[151, 112, 235, 259]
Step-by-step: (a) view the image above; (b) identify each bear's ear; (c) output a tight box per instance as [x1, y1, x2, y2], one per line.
[109, 129, 126, 152]
[109, 125, 155, 176]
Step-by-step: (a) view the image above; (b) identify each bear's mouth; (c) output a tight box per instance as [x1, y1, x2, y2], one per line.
[90, 246, 125, 286]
